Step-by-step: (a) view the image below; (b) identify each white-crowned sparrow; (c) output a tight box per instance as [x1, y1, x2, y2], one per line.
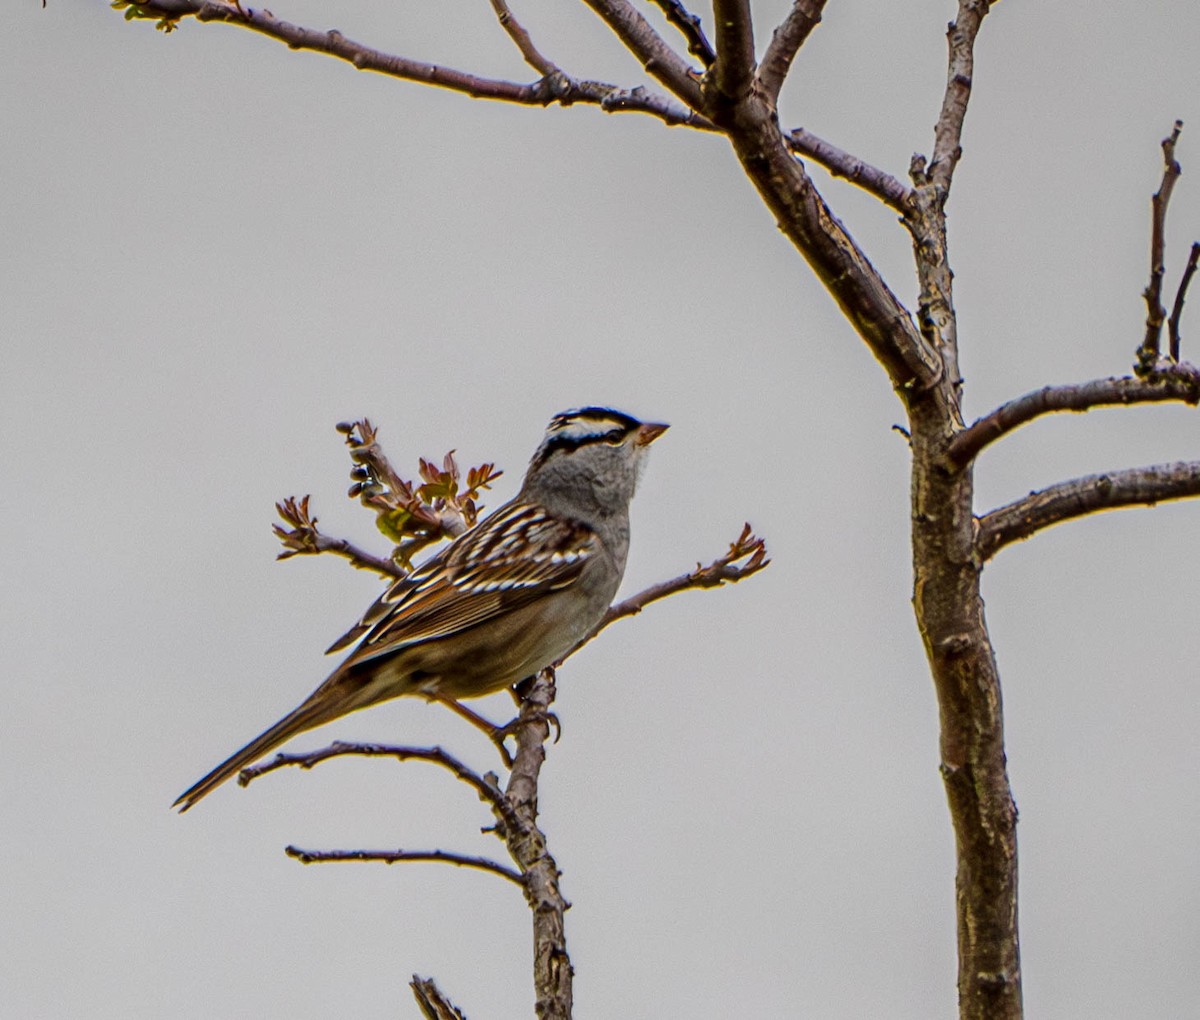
[174, 407, 667, 811]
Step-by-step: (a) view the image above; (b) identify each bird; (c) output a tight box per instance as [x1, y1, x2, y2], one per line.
[174, 407, 668, 811]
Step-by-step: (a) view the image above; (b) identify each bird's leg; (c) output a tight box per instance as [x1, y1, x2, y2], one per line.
[432, 696, 515, 768]
[506, 677, 562, 743]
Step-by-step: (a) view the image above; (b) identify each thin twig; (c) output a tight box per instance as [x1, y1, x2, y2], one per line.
[947, 368, 1200, 466]
[757, 0, 826, 102]
[1168, 242, 1200, 362]
[238, 740, 524, 833]
[488, 0, 559, 76]
[648, 0, 715, 68]
[929, 0, 992, 194]
[578, 523, 768, 652]
[976, 460, 1200, 561]
[285, 845, 526, 886]
[710, 0, 756, 103]
[1140, 121, 1185, 369]
[787, 128, 913, 212]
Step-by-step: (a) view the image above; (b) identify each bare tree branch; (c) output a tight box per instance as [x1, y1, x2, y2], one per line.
[648, 0, 716, 68]
[285, 845, 526, 885]
[238, 740, 519, 824]
[578, 0, 703, 109]
[758, 0, 826, 102]
[710, 0, 756, 103]
[787, 128, 913, 212]
[124, 0, 708, 128]
[576, 523, 768, 652]
[488, 0, 559, 76]
[976, 461, 1200, 561]
[947, 369, 1200, 466]
[929, 0, 993, 194]
[1139, 121, 1185, 369]
[411, 976, 467, 1020]
[1169, 242, 1200, 362]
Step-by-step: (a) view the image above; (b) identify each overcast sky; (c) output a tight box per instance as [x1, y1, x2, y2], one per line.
[4, 2, 1199, 1017]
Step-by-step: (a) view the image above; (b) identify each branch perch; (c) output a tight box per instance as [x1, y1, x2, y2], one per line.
[503, 669, 573, 1020]
[977, 461, 1200, 561]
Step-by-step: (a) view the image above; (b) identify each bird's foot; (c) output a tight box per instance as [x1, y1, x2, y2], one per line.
[433, 696, 516, 768]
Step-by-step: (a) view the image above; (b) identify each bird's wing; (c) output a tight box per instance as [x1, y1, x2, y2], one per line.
[326, 502, 598, 666]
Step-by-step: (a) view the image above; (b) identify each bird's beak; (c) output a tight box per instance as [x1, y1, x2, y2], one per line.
[635, 421, 670, 446]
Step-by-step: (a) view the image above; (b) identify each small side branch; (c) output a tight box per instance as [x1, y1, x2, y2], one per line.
[1168, 242, 1200, 362]
[285, 845, 525, 886]
[1139, 121, 1185, 369]
[487, 0, 559, 76]
[710, 0, 756, 103]
[649, 0, 716, 68]
[757, 0, 826, 103]
[976, 461, 1200, 561]
[587, 523, 768, 644]
[948, 369, 1200, 466]
[411, 976, 467, 1020]
[929, 0, 993, 193]
[273, 496, 403, 577]
[786, 128, 913, 212]
[237, 740, 524, 833]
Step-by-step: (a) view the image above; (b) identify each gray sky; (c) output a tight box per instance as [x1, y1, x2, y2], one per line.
[3, 2, 1198, 1017]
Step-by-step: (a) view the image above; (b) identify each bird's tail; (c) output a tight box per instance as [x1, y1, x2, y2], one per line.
[173, 697, 336, 812]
